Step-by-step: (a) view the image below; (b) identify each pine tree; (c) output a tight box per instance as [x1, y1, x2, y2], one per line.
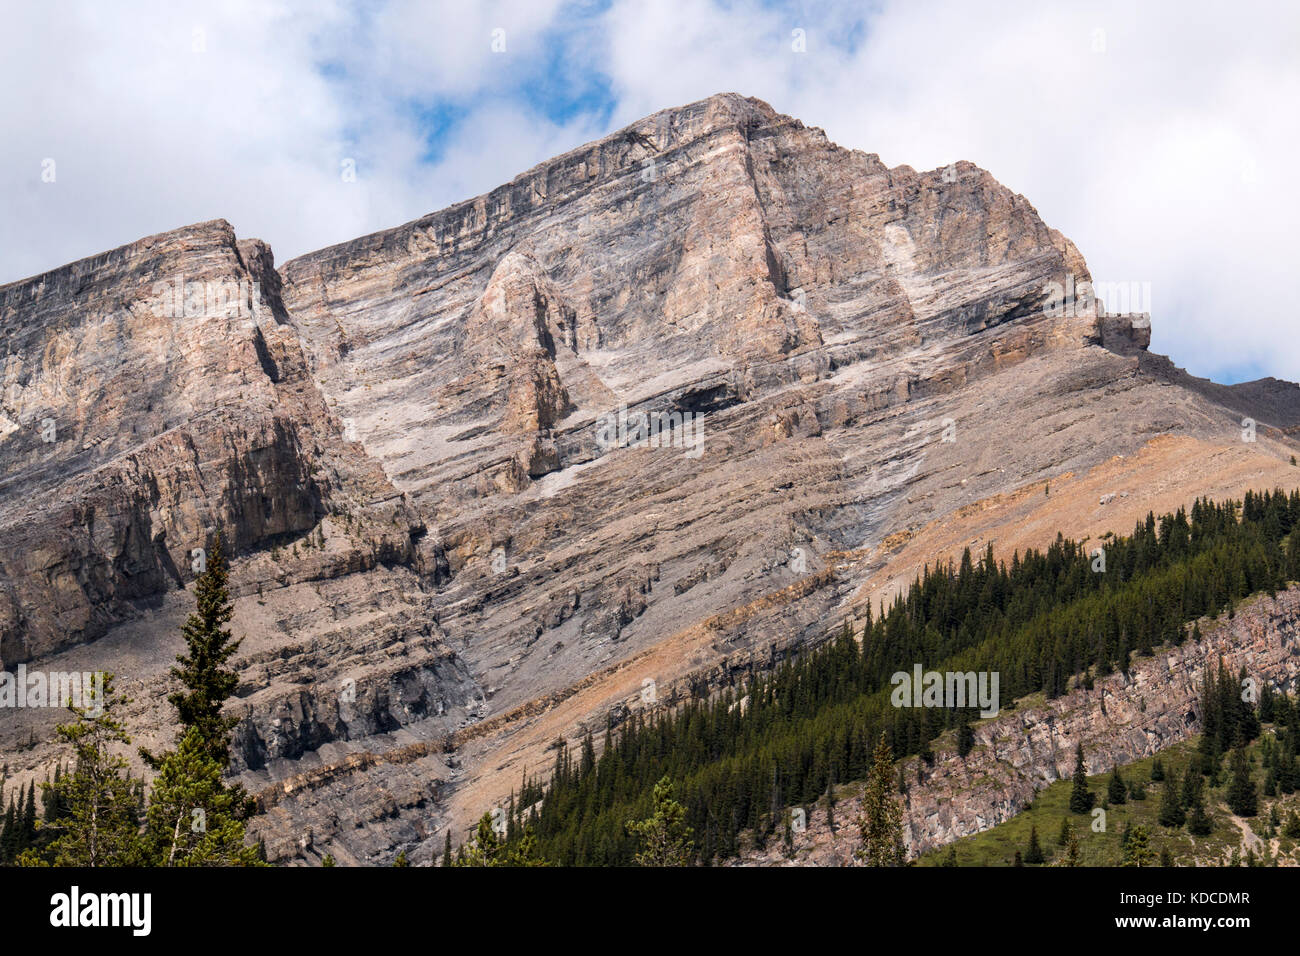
[1283, 811, 1300, 839]
[856, 735, 906, 866]
[1186, 800, 1213, 836]
[1158, 768, 1186, 827]
[163, 532, 242, 767]
[1122, 826, 1156, 866]
[1150, 758, 1165, 782]
[24, 674, 140, 867]
[941, 845, 958, 867]
[626, 776, 694, 866]
[1024, 825, 1045, 864]
[443, 830, 453, 867]
[1226, 747, 1258, 817]
[141, 727, 262, 866]
[393, 850, 409, 867]
[1065, 824, 1081, 866]
[1057, 816, 1071, 847]
[321, 854, 336, 867]
[1069, 744, 1094, 813]
[1107, 767, 1127, 805]
[452, 812, 549, 867]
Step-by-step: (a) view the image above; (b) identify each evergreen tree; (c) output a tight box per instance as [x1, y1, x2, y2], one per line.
[321, 854, 336, 867]
[452, 812, 549, 867]
[1107, 767, 1127, 805]
[626, 777, 694, 866]
[443, 830, 453, 867]
[1024, 825, 1044, 864]
[1122, 826, 1156, 866]
[161, 533, 242, 767]
[1057, 816, 1071, 847]
[1283, 811, 1300, 839]
[23, 674, 140, 867]
[1069, 744, 1094, 813]
[141, 727, 262, 866]
[1186, 800, 1213, 836]
[1150, 758, 1165, 782]
[856, 735, 906, 866]
[1065, 825, 1081, 866]
[393, 850, 409, 867]
[1226, 748, 1258, 816]
[1158, 768, 1186, 828]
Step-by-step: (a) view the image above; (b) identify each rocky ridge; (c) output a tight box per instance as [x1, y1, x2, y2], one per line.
[1, 93, 1297, 864]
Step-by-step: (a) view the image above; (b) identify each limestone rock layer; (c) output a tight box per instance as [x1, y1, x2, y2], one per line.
[1, 94, 1296, 864]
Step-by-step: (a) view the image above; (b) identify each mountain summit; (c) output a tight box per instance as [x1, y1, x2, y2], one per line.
[1, 94, 1296, 864]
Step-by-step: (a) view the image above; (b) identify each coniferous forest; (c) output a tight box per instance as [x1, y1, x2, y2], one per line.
[483, 490, 1300, 865]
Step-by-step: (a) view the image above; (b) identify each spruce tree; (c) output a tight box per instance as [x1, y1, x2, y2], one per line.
[1226, 747, 1257, 816]
[1069, 744, 1094, 813]
[24, 674, 140, 867]
[1158, 768, 1186, 828]
[141, 727, 262, 866]
[855, 735, 907, 866]
[1065, 824, 1081, 866]
[626, 776, 694, 866]
[165, 532, 242, 767]
[1024, 825, 1044, 864]
[1122, 826, 1156, 866]
[1187, 799, 1213, 836]
[1107, 767, 1127, 805]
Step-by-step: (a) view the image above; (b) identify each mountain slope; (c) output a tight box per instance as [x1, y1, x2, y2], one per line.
[0, 93, 1297, 864]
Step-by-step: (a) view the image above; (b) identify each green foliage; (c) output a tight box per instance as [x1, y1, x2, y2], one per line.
[626, 776, 694, 866]
[141, 728, 261, 866]
[165, 533, 242, 768]
[1108, 767, 1127, 805]
[1023, 825, 1044, 864]
[1070, 744, 1095, 814]
[1121, 825, 1157, 866]
[1226, 747, 1258, 817]
[856, 735, 907, 866]
[451, 813, 550, 867]
[21, 675, 142, 867]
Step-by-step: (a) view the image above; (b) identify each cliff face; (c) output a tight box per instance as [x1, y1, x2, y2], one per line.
[1, 93, 1297, 864]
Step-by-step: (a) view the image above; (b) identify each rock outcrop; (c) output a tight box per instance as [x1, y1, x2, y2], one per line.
[742, 586, 1300, 866]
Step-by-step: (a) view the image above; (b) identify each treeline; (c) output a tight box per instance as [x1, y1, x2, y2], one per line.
[482, 489, 1300, 865]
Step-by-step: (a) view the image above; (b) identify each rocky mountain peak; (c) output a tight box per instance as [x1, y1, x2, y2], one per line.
[2, 94, 1288, 866]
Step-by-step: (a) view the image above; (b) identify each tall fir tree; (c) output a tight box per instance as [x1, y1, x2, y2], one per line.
[162, 532, 242, 767]
[1226, 747, 1258, 817]
[1069, 744, 1094, 813]
[625, 776, 694, 867]
[856, 735, 907, 866]
[24, 674, 141, 867]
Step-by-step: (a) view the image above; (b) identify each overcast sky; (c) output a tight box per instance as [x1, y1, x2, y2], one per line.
[2, 0, 1296, 384]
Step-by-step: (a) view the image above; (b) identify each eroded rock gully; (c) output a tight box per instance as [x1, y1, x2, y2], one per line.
[2, 93, 1299, 864]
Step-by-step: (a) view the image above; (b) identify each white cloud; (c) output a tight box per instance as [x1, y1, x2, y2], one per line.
[1, 0, 1296, 383]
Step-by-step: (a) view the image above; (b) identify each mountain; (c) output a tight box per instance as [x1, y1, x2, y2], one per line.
[1, 93, 1297, 865]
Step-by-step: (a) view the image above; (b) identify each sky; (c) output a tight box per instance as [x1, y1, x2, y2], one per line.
[2, 0, 1296, 384]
